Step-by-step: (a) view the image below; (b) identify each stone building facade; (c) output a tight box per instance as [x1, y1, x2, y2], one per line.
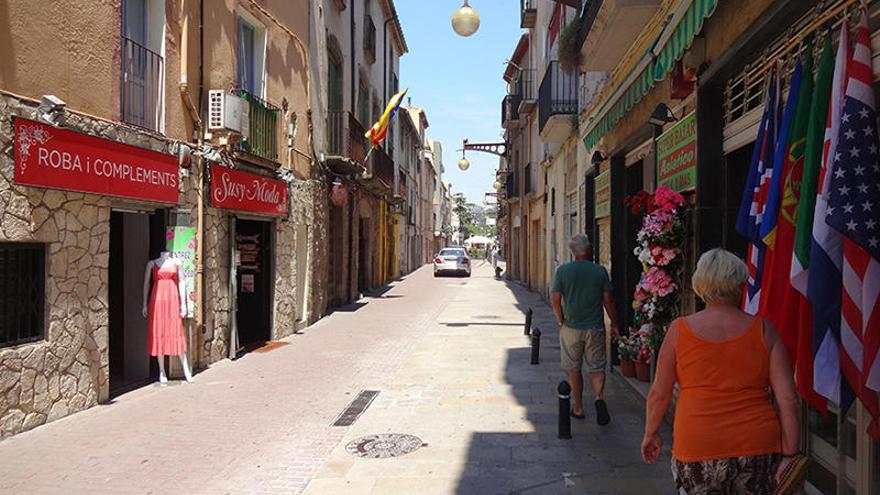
[0, 0, 326, 438]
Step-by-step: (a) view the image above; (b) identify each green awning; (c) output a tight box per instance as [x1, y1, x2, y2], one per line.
[582, 0, 718, 151]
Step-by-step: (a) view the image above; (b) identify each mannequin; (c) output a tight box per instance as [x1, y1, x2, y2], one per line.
[143, 251, 194, 384]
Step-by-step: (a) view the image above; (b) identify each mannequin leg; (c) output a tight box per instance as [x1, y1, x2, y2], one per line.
[178, 354, 194, 383]
[157, 357, 168, 384]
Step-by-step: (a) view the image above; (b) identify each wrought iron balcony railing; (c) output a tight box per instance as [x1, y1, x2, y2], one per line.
[506, 170, 519, 199]
[327, 110, 369, 166]
[517, 68, 537, 103]
[502, 93, 522, 127]
[120, 37, 164, 131]
[538, 61, 578, 133]
[236, 90, 280, 162]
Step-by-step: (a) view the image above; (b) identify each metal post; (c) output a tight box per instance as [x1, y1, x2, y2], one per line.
[558, 381, 572, 439]
[524, 307, 533, 336]
[530, 328, 541, 365]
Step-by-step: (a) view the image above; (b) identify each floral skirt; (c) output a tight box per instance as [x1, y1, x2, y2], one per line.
[671, 455, 780, 495]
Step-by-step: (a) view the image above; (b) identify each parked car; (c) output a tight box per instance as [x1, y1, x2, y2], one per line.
[433, 248, 471, 277]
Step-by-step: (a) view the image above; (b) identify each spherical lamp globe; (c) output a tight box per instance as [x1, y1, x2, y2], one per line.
[451, 1, 480, 37]
[493, 180, 503, 190]
[458, 157, 471, 171]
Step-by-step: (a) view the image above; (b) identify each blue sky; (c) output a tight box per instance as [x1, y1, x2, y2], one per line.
[397, 0, 521, 204]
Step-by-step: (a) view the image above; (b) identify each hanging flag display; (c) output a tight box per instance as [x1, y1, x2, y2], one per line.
[736, 65, 780, 315]
[791, 34, 835, 414]
[365, 88, 408, 148]
[824, 14, 880, 440]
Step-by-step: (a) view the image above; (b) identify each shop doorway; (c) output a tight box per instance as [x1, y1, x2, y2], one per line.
[108, 210, 165, 397]
[234, 219, 273, 350]
[723, 144, 752, 258]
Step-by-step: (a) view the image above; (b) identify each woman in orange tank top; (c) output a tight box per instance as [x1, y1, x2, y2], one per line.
[641, 249, 802, 494]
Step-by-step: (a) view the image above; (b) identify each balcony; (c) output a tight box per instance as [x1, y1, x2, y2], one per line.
[502, 93, 522, 129]
[579, 0, 661, 72]
[236, 90, 280, 162]
[521, 0, 537, 28]
[506, 170, 519, 200]
[538, 61, 578, 143]
[517, 68, 537, 114]
[364, 15, 377, 65]
[120, 36, 164, 132]
[326, 110, 369, 175]
[359, 144, 394, 196]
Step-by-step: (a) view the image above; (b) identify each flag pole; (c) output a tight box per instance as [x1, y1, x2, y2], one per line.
[364, 146, 376, 164]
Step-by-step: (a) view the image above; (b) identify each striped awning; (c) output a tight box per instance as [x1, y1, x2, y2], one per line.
[583, 0, 718, 150]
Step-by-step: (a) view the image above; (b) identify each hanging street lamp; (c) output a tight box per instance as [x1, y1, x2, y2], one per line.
[451, 0, 480, 37]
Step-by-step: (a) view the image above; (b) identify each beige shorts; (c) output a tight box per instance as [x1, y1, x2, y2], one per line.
[560, 325, 606, 372]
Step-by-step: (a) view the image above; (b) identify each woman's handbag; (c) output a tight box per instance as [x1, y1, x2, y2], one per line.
[773, 454, 809, 495]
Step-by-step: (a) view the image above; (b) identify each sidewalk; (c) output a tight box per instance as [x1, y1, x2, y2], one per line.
[305, 264, 675, 494]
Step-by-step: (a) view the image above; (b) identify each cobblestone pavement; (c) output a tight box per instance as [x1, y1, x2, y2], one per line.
[0, 263, 675, 494]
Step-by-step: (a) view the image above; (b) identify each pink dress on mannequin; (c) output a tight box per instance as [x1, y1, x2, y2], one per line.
[147, 262, 187, 356]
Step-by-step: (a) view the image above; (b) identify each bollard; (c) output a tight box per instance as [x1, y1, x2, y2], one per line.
[530, 328, 542, 365]
[558, 381, 572, 439]
[524, 308, 533, 336]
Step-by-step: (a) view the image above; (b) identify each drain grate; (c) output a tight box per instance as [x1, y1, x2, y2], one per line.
[473, 315, 500, 320]
[332, 390, 379, 427]
[345, 433, 425, 458]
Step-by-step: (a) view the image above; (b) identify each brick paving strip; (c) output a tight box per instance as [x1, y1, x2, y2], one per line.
[0, 267, 459, 495]
[304, 264, 675, 495]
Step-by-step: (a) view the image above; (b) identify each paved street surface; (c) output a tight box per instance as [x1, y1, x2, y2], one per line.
[0, 264, 674, 494]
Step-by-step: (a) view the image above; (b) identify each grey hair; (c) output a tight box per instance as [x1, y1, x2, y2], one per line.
[568, 234, 591, 256]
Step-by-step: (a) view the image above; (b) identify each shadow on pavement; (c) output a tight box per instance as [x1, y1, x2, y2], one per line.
[453, 280, 675, 495]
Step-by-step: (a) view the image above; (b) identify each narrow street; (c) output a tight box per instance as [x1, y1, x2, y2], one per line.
[0, 264, 672, 494]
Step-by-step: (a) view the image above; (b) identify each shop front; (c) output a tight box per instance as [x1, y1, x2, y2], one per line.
[208, 163, 288, 357]
[697, 1, 880, 492]
[1, 110, 185, 436]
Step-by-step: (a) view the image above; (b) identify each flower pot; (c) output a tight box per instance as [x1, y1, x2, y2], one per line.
[635, 361, 651, 382]
[620, 359, 636, 378]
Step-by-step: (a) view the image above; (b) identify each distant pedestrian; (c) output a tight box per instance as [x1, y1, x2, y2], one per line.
[641, 248, 804, 494]
[551, 234, 620, 425]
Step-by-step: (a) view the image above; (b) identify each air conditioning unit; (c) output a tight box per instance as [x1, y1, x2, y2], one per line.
[207, 90, 249, 136]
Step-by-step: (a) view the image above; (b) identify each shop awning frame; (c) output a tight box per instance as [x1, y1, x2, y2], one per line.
[582, 0, 718, 151]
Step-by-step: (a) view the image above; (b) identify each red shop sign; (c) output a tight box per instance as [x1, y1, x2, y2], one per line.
[209, 163, 289, 216]
[14, 117, 179, 203]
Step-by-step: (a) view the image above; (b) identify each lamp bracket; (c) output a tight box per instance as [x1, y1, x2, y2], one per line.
[461, 138, 508, 157]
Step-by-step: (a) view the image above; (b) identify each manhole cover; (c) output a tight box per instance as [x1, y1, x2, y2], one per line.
[345, 433, 425, 459]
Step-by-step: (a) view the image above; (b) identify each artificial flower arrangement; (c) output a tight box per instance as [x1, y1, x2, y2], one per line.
[624, 186, 687, 366]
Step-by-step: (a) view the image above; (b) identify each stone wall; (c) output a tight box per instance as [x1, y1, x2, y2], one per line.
[0, 93, 174, 437]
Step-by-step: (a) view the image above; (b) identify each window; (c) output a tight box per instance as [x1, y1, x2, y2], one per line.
[237, 13, 266, 97]
[0, 243, 45, 348]
[120, 0, 165, 131]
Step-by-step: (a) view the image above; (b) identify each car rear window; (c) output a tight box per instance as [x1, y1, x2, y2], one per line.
[440, 249, 465, 257]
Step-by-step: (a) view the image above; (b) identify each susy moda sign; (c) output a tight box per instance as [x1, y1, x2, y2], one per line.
[14, 117, 179, 203]
[656, 111, 697, 192]
[594, 170, 611, 219]
[209, 164, 288, 216]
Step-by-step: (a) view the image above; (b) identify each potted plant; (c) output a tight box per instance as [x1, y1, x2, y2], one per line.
[635, 345, 652, 382]
[558, 20, 581, 74]
[617, 335, 636, 378]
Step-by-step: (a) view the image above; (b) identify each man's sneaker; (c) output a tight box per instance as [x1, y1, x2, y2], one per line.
[595, 399, 611, 426]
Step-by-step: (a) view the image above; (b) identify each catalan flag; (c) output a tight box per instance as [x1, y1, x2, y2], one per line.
[365, 88, 408, 148]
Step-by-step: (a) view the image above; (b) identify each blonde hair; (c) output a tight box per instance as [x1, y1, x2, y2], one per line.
[692, 248, 748, 305]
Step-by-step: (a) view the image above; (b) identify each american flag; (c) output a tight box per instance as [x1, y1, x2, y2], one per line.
[825, 12, 880, 439]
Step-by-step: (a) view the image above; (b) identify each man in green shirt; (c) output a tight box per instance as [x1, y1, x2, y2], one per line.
[551, 234, 620, 425]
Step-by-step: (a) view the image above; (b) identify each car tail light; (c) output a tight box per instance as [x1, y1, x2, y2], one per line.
[434, 258, 442, 264]
[462, 258, 469, 264]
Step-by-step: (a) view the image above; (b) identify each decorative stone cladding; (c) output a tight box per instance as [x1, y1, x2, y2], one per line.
[0, 93, 325, 438]
[0, 93, 172, 437]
